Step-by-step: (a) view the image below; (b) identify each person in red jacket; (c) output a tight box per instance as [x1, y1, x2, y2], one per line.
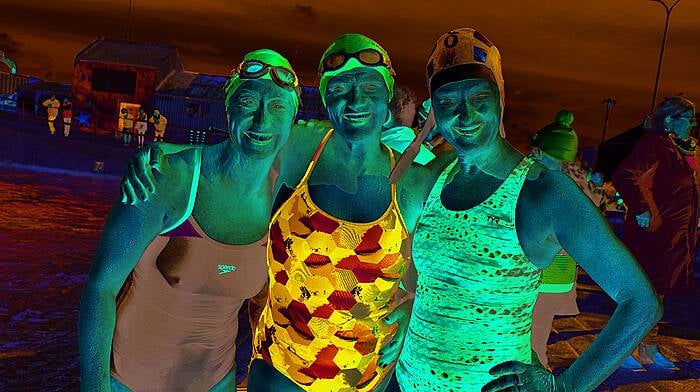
[613, 96, 697, 369]
[62, 98, 73, 137]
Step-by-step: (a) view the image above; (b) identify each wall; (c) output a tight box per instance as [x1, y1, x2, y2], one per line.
[72, 62, 158, 136]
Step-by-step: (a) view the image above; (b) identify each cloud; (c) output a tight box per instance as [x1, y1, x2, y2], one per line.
[295, 4, 318, 20]
[170, 40, 221, 57]
[0, 32, 23, 58]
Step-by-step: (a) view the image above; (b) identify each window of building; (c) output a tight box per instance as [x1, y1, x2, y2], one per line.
[185, 101, 201, 117]
[91, 68, 137, 95]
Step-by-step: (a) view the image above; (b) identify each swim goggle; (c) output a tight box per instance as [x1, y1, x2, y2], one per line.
[320, 49, 394, 74]
[236, 60, 299, 89]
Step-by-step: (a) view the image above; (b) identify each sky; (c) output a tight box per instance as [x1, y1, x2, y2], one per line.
[1, 0, 698, 148]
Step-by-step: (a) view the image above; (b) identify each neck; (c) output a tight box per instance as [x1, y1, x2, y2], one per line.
[330, 130, 384, 172]
[205, 140, 274, 192]
[456, 137, 521, 178]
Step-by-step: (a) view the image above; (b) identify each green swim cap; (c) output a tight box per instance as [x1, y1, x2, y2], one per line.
[531, 109, 579, 162]
[225, 49, 299, 111]
[318, 33, 395, 106]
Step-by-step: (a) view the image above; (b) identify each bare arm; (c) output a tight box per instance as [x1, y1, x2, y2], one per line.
[248, 281, 269, 335]
[78, 200, 166, 390]
[78, 153, 189, 391]
[547, 172, 662, 391]
[272, 120, 327, 206]
[400, 234, 418, 294]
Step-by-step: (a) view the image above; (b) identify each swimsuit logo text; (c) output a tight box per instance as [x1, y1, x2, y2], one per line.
[218, 264, 237, 275]
[486, 215, 501, 225]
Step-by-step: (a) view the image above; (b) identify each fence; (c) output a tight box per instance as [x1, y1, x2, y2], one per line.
[0, 73, 30, 95]
[0, 94, 228, 147]
[0, 94, 236, 175]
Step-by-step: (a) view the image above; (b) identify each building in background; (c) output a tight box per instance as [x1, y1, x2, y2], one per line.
[3, 37, 327, 143]
[154, 72, 228, 143]
[72, 37, 181, 136]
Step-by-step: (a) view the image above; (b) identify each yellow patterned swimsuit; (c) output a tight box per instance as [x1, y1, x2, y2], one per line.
[254, 130, 408, 391]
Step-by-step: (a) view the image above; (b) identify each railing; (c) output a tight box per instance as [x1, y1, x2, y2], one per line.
[0, 95, 225, 148]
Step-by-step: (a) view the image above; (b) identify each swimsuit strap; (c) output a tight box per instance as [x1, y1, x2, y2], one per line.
[160, 147, 203, 234]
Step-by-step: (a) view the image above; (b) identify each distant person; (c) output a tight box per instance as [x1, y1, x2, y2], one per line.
[389, 84, 418, 128]
[119, 108, 133, 147]
[382, 85, 436, 165]
[149, 109, 168, 142]
[42, 94, 60, 135]
[613, 96, 698, 369]
[62, 98, 72, 138]
[528, 110, 583, 369]
[134, 108, 148, 148]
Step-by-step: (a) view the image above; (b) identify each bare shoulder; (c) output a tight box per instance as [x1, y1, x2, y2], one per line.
[396, 160, 437, 233]
[277, 120, 330, 187]
[288, 120, 330, 152]
[521, 163, 583, 210]
[151, 147, 201, 216]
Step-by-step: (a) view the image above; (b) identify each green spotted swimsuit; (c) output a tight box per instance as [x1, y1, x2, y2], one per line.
[396, 157, 542, 391]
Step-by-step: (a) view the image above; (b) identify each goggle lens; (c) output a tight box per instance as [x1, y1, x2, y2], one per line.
[357, 49, 382, 65]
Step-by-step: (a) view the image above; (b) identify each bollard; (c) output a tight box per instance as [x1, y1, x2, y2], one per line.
[92, 161, 105, 173]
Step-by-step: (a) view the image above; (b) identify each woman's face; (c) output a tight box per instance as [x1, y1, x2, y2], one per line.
[432, 78, 501, 155]
[666, 108, 697, 139]
[324, 68, 389, 141]
[227, 79, 296, 159]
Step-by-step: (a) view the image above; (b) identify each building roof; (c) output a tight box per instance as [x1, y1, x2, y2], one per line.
[75, 37, 180, 69]
[17, 81, 72, 95]
[156, 71, 229, 100]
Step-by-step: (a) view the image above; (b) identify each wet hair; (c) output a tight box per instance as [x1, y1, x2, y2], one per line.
[646, 96, 695, 133]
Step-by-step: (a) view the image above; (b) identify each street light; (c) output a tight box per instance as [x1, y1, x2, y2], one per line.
[649, 0, 682, 113]
[126, 0, 134, 40]
[601, 97, 617, 143]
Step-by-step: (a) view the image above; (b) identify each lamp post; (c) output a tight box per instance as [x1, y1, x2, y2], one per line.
[126, 0, 134, 40]
[649, 0, 682, 112]
[602, 97, 617, 143]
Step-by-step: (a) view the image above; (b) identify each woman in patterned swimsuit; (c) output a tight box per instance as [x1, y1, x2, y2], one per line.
[246, 33, 453, 392]
[117, 35, 446, 391]
[392, 28, 661, 392]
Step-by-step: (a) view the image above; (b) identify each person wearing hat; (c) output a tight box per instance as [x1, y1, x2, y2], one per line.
[149, 108, 168, 142]
[134, 107, 149, 148]
[391, 28, 661, 392]
[61, 97, 73, 137]
[613, 96, 698, 370]
[244, 33, 457, 392]
[79, 49, 300, 392]
[42, 94, 60, 135]
[119, 108, 134, 147]
[528, 110, 583, 370]
[530, 109, 578, 169]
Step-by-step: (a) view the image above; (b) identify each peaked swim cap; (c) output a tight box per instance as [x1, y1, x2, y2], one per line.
[426, 28, 506, 137]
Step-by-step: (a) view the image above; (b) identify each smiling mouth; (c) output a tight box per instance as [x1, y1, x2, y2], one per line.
[342, 112, 371, 123]
[243, 131, 274, 145]
[452, 124, 482, 136]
